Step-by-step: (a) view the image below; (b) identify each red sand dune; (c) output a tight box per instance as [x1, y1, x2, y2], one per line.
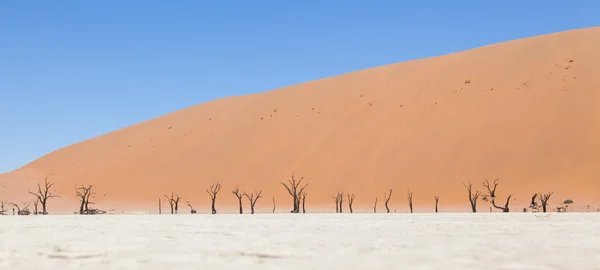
[2, 27, 600, 214]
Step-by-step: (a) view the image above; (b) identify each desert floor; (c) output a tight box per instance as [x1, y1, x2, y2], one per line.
[1, 213, 599, 269]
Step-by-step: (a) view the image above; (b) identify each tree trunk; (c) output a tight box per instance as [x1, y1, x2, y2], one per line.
[41, 201, 47, 215]
[238, 198, 243, 214]
[158, 198, 161, 214]
[302, 197, 306, 213]
[542, 203, 547, 213]
[212, 200, 217, 214]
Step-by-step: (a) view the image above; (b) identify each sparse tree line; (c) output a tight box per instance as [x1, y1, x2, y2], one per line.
[0, 174, 582, 216]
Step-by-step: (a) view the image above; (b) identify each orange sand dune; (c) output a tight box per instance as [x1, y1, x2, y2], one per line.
[2, 27, 600, 214]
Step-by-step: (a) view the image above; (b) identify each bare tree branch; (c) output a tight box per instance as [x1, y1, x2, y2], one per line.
[373, 197, 378, 213]
[347, 193, 356, 213]
[407, 189, 414, 213]
[29, 177, 59, 215]
[186, 201, 196, 214]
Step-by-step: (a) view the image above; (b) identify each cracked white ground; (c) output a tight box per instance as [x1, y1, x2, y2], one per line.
[1, 213, 599, 269]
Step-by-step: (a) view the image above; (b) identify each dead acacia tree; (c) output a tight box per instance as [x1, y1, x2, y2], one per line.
[76, 185, 92, 214]
[10, 202, 30, 215]
[482, 178, 512, 212]
[206, 182, 221, 214]
[384, 189, 392, 213]
[347, 193, 356, 213]
[186, 201, 196, 214]
[528, 193, 539, 211]
[537, 192, 554, 213]
[232, 186, 244, 214]
[272, 196, 276, 213]
[243, 190, 263, 214]
[301, 192, 307, 213]
[163, 192, 181, 214]
[463, 182, 481, 213]
[332, 191, 344, 213]
[29, 177, 59, 215]
[434, 196, 439, 213]
[158, 198, 162, 214]
[280, 172, 309, 213]
[373, 197, 378, 213]
[407, 189, 414, 213]
[0, 201, 7, 215]
[33, 199, 39, 215]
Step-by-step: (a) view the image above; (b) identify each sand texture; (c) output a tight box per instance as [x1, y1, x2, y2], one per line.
[1, 213, 600, 269]
[1, 27, 600, 214]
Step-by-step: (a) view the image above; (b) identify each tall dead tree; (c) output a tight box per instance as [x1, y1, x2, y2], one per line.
[206, 182, 221, 214]
[186, 201, 196, 214]
[384, 189, 392, 213]
[482, 178, 511, 212]
[272, 196, 276, 213]
[373, 197, 378, 213]
[537, 192, 554, 213]
[243, 190, 263, 214]
[232, 187, 244, 214]
[407, 189, 414, 213]
[347, 193, 356, 213]
[29, 177, 59, 215]
[463, 182, 481, 213]
[280, 172, 309, 213]
[434, 196, 439, 213]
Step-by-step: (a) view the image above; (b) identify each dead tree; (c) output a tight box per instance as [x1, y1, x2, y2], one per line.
[206, 182, 221, 214]
[434, 196, 439, 213]
[529, 193, 539, 211]
[29, 177, 59, 215]
[482, 178, 511, 212]
[10, 202, 30, 215]
[186, 201, 196, 214]
[301, 192, 307, 213]
[76, 185, 92, 214]
[232, 186, 244, 214]
[243, 190, 263, 214]
[158, 198, 162, 214]
[407, 189, 414, 213]
[347, 193, 356, 213]
[272, 196, 276, 213]
[0, 201, 7, 215]
[332, 191, 344, 213]
[373, 197, 378, 213]
[537, 192, 554, 213]
[33, 199, 39, 215]
[280, 172, 309, 213]
[384, 189, 392, 213]
[463, 182, 481, 213]
[163, 193, 176, 214]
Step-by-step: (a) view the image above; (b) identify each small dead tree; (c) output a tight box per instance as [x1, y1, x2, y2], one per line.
[33, 199, 39, 215]
[537, 192, 554, 213]
[186, 201, 196, 214]
[280, 172, 309, 213]
[434, 196, 439, 213]
[158, 198, 162, 214]
[482, 178, 511, 212]
[332, 191, 344, 213]
[529, 193, 539, 211]
[206, 182, 221, 214]
[232, 186, 244, 214]
[243, 190, 263, 214]
[463, 182, 481, 213]
[29, 177, 59, 215]
[76, 185, 92, 214]
[272, 196, 276, 213]
[347, 193, 356, 213]
[373, 197, 378, 213]
[163, 193, 175, 214]
[384, 189, 392, 213]
[407, 189, 414, 213]
[0, 201, 7, 215]
[557, 199, 574, 212]
[10, 202, 30, 215]
[301, 192, 307, 213]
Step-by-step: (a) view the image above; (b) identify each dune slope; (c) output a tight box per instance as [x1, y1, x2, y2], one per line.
[2, 27, 600, 214]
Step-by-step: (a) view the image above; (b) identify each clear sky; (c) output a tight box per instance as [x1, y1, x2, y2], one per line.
[1, 1, 599, 173]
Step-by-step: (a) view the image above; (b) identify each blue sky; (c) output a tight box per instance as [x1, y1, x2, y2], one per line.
[1, 1, 598, 172]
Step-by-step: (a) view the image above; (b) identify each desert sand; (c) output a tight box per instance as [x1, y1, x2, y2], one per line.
[1, 27, 600, 214]
[1, 213, 600, 269]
